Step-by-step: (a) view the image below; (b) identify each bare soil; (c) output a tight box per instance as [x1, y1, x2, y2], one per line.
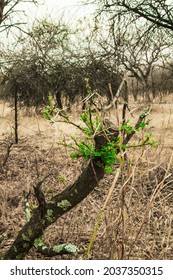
[0, 98, 173, 260]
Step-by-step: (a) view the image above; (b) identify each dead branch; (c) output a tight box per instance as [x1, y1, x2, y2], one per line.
[104, 72, 129, 111]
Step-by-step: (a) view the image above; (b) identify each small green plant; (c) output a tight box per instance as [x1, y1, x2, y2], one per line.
[43, 93, 55, 120]
[44, 95, 156, 174]
[120, 119, 150, 134]
[80, 110, 101, 136]
[59, 109, 156, 174]
[70, 139, 119, 173]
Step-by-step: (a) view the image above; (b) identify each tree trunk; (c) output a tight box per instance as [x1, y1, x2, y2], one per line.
[3, 134, 107, 260]
[55, 91, 63, 109]
[14, 86, 19, 144]
[2, 110, 147, 260]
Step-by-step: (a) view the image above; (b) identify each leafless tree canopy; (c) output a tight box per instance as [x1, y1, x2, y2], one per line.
[0, 0, 38, 31]
[99, 0, 173, 31]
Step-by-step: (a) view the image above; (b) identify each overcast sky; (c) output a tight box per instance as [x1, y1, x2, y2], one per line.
[22, 0, 95, 26]
[0, 0, 96, 46]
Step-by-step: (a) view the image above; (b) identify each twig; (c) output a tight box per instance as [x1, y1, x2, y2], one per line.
[123, 108, 150, 145]
[33, 173, 52, 217]
[104, 72, 129, 111]
[2, 142, 13, 167]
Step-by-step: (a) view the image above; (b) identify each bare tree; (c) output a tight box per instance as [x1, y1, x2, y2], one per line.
[97, 0, 173, 31]
[87, 3, 172, 101]
[118, 26, 169, 100]
[0, 0, 38, 32]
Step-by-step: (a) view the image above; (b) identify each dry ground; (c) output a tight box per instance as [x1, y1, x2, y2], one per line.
[0, 96, 173, 260]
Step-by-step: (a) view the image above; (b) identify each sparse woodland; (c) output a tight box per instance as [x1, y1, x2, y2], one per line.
[0, 0, 173, 260]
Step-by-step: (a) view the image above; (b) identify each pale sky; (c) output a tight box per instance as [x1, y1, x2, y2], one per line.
[1, 0, 96, 47]
[19, 0, 95, 26]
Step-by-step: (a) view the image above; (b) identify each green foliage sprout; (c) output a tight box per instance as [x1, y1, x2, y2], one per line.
[70, 139, 119, 174]
[44, 94, 157, 174]
[62, 109, 156, 174]
[43, 93, 54, 120]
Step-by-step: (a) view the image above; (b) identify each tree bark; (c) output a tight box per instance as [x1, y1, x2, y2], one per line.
[14, 86, 19, 144]
[3, 134, 107, 260]
[2, 110, 147, 260]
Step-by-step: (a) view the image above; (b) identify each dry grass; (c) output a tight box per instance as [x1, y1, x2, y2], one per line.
[0, 97, 172, 260]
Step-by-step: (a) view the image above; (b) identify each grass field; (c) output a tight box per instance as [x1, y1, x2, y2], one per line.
[0, 96, 173, 260]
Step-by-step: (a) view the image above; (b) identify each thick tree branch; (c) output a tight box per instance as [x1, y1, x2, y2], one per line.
[2, 109, 149, 260]
[104, 0, 173, 31]
[3, 134, 106, 259]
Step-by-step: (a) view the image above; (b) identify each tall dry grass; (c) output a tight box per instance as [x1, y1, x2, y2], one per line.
[0, 98, 173, 259]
